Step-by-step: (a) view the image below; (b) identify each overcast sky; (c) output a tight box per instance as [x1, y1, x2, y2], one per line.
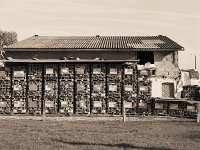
[1, 0, 200, 71]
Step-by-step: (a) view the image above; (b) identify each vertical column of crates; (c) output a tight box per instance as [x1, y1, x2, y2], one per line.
[123, 62, 138, 115]
[75, 64, 90, 114]
[44, 64, 58, 114]
[137, 69, 152, 115]
[27, 64, 42, 114]
[91, 64, 106, 114]
[59, 63, 74, 114]
[12, 65, 27, 114]
[107, 64, 122, 115]
[0, 67, 11, 114]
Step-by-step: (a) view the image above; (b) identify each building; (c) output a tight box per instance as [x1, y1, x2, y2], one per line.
[0, 35, 185, 115]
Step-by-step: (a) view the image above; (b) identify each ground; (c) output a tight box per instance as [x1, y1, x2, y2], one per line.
[0, 116, 199, 150]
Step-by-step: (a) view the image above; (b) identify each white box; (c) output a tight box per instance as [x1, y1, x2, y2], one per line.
[14, 71, 24, 78]
[79, 100, 86, 108]
[108, 102, 116, 108]
[110, 68, 117, 75]
[93, 68, 101, 74]
[187, 105, 196, 112]
[61, 68, 69, 74]
[109, 85, 117, 92]
[93, 101, 102, 108]
[45, 101, 54, 108]
[46, 68, 54, 74]
[125, 85, 133, 91]
[0, 101, 7, 107]
[61, 101, 68, 108]
[124, 69, 133, 75]
[14, 85, 22, 91]
[124, 102, 132, 108]
[14, 101, 22, 107]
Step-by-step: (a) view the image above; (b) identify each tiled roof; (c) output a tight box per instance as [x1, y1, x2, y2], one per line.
[5, 35, 184, 51]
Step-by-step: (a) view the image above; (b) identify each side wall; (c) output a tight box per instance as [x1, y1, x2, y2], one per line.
[154, 51, 179, 78]
[154, 51, 178, 65]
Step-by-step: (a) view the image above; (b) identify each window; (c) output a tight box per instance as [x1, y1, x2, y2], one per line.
[137, 51, 154, 65]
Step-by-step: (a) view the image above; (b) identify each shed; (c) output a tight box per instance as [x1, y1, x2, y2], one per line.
[0, 35, 185, 115]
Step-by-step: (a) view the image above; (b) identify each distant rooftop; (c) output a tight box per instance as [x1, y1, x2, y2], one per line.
[4, 35, 184, 51]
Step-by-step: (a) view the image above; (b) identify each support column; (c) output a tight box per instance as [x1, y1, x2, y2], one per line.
[123, 101, 126, 122]
[197, 103, 200, 123]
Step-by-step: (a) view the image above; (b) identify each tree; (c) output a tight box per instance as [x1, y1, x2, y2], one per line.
[0, 30, 18, 59]
[0, 30, 17, 47]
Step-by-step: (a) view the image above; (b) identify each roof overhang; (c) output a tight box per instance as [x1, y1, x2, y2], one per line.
[3, 48, 184, 52]
[2, 59, 139, 63]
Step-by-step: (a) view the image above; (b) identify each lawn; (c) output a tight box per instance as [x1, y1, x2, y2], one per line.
[0, 117, 199, 150]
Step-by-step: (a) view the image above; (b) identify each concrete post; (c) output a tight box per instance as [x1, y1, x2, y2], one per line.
[43, 101, 46, 121]
[197, 103, 200, 123]
[123, 101, 126, 122]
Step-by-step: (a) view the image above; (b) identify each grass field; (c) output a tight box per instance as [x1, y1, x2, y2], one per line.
[0, 117, 199, 150]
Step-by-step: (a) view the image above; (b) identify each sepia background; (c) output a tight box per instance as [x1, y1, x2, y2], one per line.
[0, 0, 200, 71]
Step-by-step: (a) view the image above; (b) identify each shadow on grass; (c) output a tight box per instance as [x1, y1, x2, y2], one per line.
[52, 138, 173, 150]
[182, 130, 200, 142]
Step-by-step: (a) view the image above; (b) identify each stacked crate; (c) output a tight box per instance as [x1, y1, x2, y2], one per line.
[44, 64, 58, 114]
[12, 66, 27, 114]
[75, 64, 90, 114]
[153, 100, 168, 116]
[91, 64, 106, 114]
[0, 67, 11, 114]
[181, 85, 200, 101]
[168, 101, 184, 117]
[59, 64, 74, 114]
[183, 102, 197, 119]
[123, 62, 138, 115]
[137, 69, 152, 115]
[27, 64, 42, 114]
[107, 64, 122, 115]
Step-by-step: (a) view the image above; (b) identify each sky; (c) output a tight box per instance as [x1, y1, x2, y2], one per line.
[0, 0, 200, 71]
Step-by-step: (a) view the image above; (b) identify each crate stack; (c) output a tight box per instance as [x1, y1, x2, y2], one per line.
[59, 64, 74, 114]
[27, 64, 42, 114]
[137, 69, 152, 115]
[107, 64, 122, 115]
[0, 67, 11, 114]
[91, 64, 106, 114]
[75, 64, 90, 114]
[183, 102, 197, 119]
[153, 100, 168, 116]
[123, 62, 138, 115]
[168, 101, 184, 117]
[12, 66, 27, 114]
[181, 85, 200, 101]
[44, 64, 58, 114]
